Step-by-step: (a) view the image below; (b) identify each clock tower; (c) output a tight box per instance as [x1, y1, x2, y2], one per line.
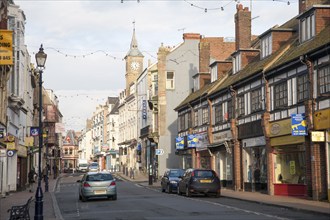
[125, 25, 144, 95]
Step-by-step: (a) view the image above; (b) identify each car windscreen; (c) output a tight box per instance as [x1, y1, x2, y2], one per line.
[79, 163, 88, 167]
[193, 170, 215, 178]
[86, 174, 113, 181]
[169, 170, 185, 177]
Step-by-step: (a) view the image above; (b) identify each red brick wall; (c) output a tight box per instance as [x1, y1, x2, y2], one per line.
[315, 8, 330, 35]
[217, 62, 232, 80]
[272, 31, 295, 52]
[299, 0, 330, 14]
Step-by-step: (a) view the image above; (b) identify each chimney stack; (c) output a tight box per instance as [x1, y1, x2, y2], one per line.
[299, 0, 329, 14]
[234, 4, 251, 50]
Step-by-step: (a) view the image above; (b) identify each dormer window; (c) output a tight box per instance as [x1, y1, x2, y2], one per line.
[300, 13, 315, 42]
[261, 33, 272, 59]
[211, 65, 217, 82]
[233, 53, 241, 74]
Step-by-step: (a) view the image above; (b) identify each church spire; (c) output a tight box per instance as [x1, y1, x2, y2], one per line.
[126, 21, 143, 57]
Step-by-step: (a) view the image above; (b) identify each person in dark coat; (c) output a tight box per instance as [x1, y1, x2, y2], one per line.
[28, 168, 37, 192]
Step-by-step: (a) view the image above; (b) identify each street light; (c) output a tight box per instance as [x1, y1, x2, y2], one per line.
[34, 44, 47, 220]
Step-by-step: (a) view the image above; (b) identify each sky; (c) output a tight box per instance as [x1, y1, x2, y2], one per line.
[15, 0, 299, 132]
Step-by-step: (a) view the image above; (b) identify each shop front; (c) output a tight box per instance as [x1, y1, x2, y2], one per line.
[175, 135, 193, 169]
[242, 137, 267, 192]
[313, 108, 330, 202]
[208, 129, 233, 188]
[194, 132, 211, 169]
[270, 118, 307, 197]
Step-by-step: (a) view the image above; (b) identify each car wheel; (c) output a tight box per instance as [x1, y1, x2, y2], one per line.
[81, 195, 88, 202]
[79, 194, 82, 200]
[185, 186, 191, 197]
[161, 185, 165, 192]
[167, 185, 172, 194]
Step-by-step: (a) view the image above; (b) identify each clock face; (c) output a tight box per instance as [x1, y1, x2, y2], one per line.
[130, 61, 140, 71]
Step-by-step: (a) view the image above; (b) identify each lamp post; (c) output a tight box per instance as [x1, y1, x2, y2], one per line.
[44, 128, 49, 192]
[34, 44, 47, 220]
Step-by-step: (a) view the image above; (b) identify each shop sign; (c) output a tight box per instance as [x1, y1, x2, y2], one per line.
[17, 145, 27, 157]
[291, 114, 307, 136]
[195, 132, 209, 151]
[25, 137, 34, 147]
[7, 150, 15, 157]
[6, 142, 16, 150]
[142, 100, 147, 119]
[314, 109, 330, 130]
[30, 127, 40, 137]
[242, 136, 265, 147]
[213, 130, 232, 143]
[187, 134, 197, 148]
[271, 135, 305, 146]
[0, 128, 4, 138]
[311, 131, 325, 142]
[0, 30, 13, 65]
[0, 149, 6, 157]
[175, 136, 184, 150]
[270, 119, 291, 137]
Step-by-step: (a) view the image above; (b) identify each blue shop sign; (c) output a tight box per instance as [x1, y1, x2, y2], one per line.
[175, 137, 184, 150]
[291, 113, 307, 136]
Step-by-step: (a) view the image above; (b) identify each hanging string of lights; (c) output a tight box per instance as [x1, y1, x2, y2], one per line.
[57, 94, 108, 102]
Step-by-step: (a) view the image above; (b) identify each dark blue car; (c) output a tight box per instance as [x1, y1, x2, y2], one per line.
[161, 169, 185, 193]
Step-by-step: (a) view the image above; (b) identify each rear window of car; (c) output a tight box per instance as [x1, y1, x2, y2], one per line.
[169, 170, 184, 177]
[193, 170, 215, 178]
[86, 173, 113, 181]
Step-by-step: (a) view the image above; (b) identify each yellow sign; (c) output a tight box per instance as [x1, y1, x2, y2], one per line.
[6, 142, 16, 150]
[311, 131, 325, 142]
[271, 135, 305, 146]
[314, 109, 330, 130]
[0, 30, 13, 65]
[289, 161, 296, 175]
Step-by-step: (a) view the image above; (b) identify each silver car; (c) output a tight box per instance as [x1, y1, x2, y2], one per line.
[77, 171, 117, 202]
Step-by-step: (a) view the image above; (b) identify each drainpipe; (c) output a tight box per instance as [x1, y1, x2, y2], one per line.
[300, 55, 320, 200]
[230, 86, 241, 191]
[207, 98, 215, 170]
[261, 71, 273, 195]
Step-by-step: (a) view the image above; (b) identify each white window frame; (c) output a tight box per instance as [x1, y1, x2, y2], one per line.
[166, 71, 175, 90]
[233, 53, 241, 74]
[300, 13, 315, 42]
[211, 65, 218, 82]
[261, 33, 272, 59]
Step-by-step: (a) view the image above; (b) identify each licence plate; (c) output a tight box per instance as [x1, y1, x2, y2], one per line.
[94, 190, 106, 195]
[200, 179, 212, 183]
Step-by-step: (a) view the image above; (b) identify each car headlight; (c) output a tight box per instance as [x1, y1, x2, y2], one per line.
[170, 180, 178, 184]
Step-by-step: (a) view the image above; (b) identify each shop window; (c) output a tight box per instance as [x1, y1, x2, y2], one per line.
[274, 146, 306, 185]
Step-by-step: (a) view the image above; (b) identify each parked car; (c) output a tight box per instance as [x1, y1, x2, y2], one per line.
[161, 169, 185, 193]
[87, 162, 99, 172]
[177, 168, 221, 197]
[77, 171, 117, 202]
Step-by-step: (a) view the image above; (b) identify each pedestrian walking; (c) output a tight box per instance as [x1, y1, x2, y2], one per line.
[53, 164, 58, 179]
[28, 168, 37, 193]
[42, 165, 48, 182]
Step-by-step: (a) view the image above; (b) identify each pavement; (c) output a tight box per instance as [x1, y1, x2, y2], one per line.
[0, 174, 60, 220]
[0, 172, 329, 220]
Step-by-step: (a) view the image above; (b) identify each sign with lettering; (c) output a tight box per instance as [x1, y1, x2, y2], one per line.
[175, 136, 184, 150]
[0, 30, 13, 65]
[291, 114, 307, 136]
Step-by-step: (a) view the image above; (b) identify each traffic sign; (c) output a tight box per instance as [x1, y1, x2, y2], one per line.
[155, 149, 164, 155]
